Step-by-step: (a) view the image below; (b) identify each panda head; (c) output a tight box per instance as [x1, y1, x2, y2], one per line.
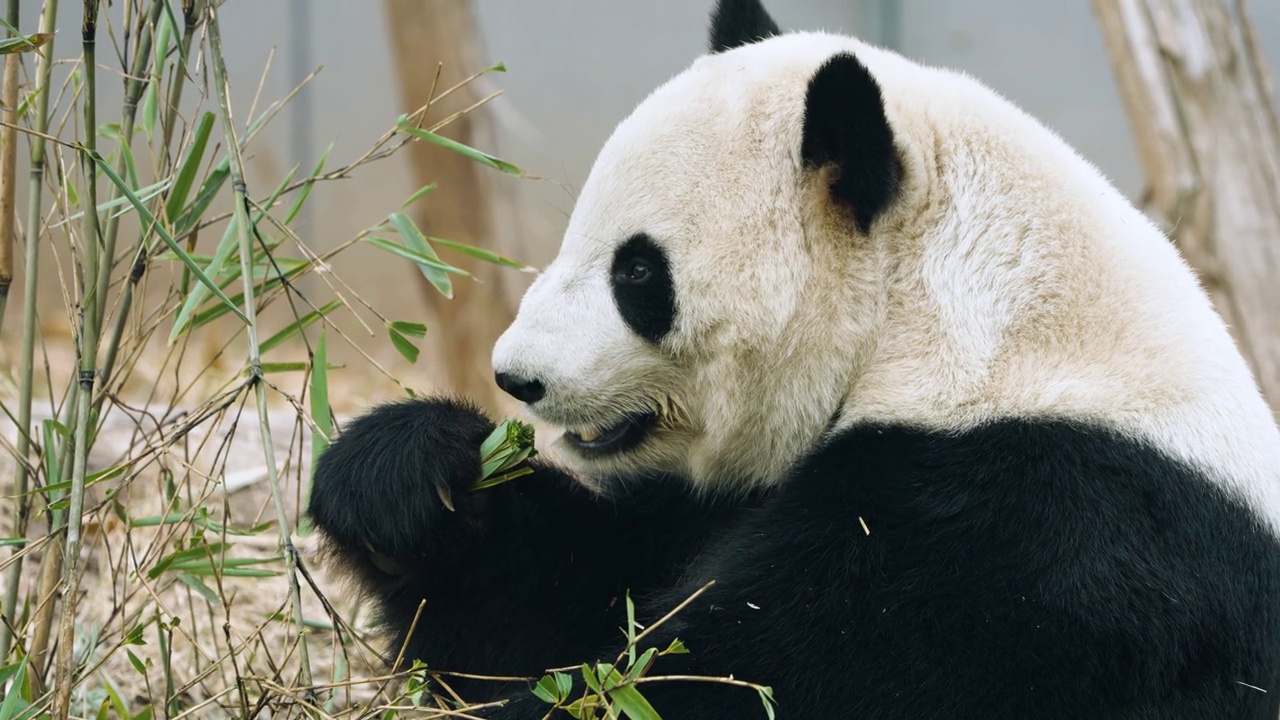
[493, 0, 1280, 501]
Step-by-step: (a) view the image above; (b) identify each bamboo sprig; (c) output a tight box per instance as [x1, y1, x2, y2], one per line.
[51, 2, 101, 716]
[205, 0, 314, 696]
[1, 0, 59, 668]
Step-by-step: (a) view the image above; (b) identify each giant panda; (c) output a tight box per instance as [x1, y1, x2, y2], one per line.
[307, 1, 1280, 717]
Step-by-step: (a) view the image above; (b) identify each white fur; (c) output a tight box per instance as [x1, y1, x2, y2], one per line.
[493, 32, 1280, 531]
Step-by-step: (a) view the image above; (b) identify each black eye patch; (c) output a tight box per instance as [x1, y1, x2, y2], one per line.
[611, 234, 676, 344]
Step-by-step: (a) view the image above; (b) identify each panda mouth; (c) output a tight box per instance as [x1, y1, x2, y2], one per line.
[563, 411, 658, 455]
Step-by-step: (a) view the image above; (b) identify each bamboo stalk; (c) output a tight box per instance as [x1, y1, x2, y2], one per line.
[205, 1, 314, 695]
[1, 0, 60, 669]
[0, 0, 19, 331]
[51, 1, 101, 716]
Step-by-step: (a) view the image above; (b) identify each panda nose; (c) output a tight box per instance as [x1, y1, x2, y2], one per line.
[495, 372, 546, 404]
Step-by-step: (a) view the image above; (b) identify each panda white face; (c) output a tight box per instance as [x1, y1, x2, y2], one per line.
[491, 35, 883, 487]
[493, 16, 1280, 515]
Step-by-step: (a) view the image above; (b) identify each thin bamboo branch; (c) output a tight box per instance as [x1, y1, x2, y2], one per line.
[2, 0, 60, 669]
[0, 0, 19, 330]
[51, 2, 101, 716]
[205, 0, 314, 695]
[0, 0, 19, 665]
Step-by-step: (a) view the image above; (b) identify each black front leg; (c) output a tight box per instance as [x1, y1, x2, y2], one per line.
[308, 398, 751, 702]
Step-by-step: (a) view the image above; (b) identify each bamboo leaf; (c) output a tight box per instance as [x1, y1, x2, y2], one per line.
[86, 148, 250, 325]
[258, 299, 342, 354]
[285, 141, 333, 225]
[363, 235, 468, 282]
[400, 182, 437, 209]
[140, 83, 158, 141]
[125, 649, 148, 676]
[427, 234, 535, 271]
[396, 120, 523, 175]
[185, 259, 310, 331]
[388, 326, 421, 364]
[176, 573, 221, 605]
[55, 177, 172, 227]
[0, 656, 27, 719]
[608, 685, 663, 720]
[388, 320, 426, 339]
[173, 160, 229, 235]
[169, 215, 239, 342]
[0, 32, 51, 55]
[165, 112, 216, 223]
[387, 213, 457, 297]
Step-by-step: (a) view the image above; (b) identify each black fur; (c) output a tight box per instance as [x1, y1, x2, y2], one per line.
[310, 399, 1280, 719]
[708, 0, 780, 53]
[802, 53, 902, 234]
[611, 234, 677, 344]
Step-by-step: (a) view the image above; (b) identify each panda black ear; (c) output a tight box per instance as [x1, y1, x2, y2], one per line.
[801, 53, 901, 234]
[708, 0, 780, 53]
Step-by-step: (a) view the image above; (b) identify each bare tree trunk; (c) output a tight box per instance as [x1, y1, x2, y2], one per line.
[1093, 0, 1280, 412]
[382, 0, 524, 412]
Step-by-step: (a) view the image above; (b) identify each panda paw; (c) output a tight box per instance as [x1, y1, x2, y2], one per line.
[307, 396, 497, 573]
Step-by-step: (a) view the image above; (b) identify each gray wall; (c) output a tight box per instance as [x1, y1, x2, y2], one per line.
[9, 1, 1280, 323]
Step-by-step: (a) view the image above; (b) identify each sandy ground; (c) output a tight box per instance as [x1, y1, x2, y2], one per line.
[0, 340, 436, 717]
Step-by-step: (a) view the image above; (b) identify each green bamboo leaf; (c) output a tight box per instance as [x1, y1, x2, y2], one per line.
[141, 84, 158, 141]
[101, 675, 129, 720]
[56, 177, 172, 227]
[173, 160, 229, 236]
[86, 148, 250, 325]
[623, 648, 658, 685]
[165, 112, 216, 223]
[581, 664, 603, 695]
[363, 235, 469, 277]
[626, 592, 638, 666]
[396, 120, 523, 175]
[285, 141, 333, 225]
[253, 361, 344, 374]
[258, 299, 342, 354]
[608, 685, 663, 720]
[660, 638, 688, 655]
[470, 466, 533, 491]
[533, 675, 561, 705]
[148, 542, 231, 579]
[387, 212, 456, 298]
[301, 330, 332, 537]
[388, 326, 421, 364]
[0, 538, 28, 547]
[169, 216, 239, 342]
[0, 32, 51, 55]
[400, 182, 437, 209]
[757, 687, 776, 720]
[388, 320, 427, 339]
[176, 572, 221, 605]
[427, 235, 535, 271]
[0, 656, 25, 720]
[309, 333, 332, 453]
[185, 260, 310, 332]
[128, 513, 268, 537]
[125, 649, 148, 676]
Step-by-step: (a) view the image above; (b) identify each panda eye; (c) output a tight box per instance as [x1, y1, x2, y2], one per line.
[615, 258, 652, 285]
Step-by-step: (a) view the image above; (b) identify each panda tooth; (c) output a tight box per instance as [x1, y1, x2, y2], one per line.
[577, 429, 601, 442]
